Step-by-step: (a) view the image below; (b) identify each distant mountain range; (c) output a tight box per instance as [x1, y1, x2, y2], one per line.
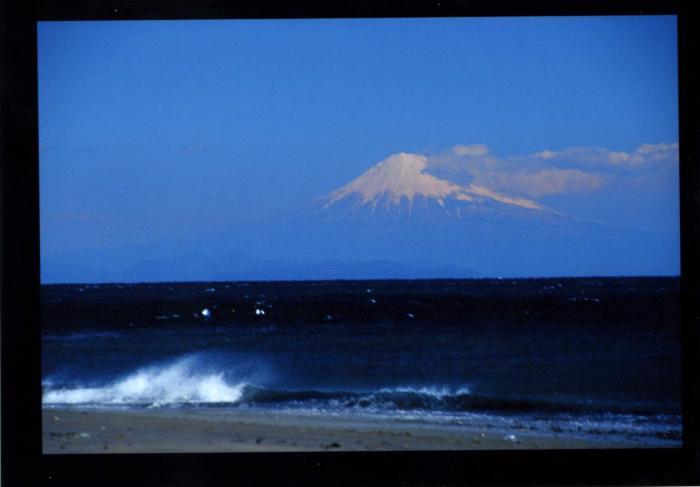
[42, 152, 677, 283]
[42, 253, 477, 284]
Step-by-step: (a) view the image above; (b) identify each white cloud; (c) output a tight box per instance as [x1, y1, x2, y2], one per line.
[482, 169, 606, 198]
[533, 150, 556, 160]
[536, 143, 679, 169]
[637, 142, 678, 155]
[630, 142, 679, 165]
[452, 144, 490, 157]
[608, 151, 631, 164]
[426, 141, 677, 199]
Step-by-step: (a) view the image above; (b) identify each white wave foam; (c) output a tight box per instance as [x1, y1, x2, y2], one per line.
[43, 357, 246, 406]
[377, 385, 471, 398]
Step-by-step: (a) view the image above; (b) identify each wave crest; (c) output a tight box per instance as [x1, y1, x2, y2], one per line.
[43, 357, 247, 406]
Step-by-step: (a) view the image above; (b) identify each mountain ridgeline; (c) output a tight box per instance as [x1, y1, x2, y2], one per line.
[316, 152, 547, 221]
[42, 152, 678, 283]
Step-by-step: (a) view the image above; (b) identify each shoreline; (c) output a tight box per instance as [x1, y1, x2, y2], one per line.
[42, 407, 673, 454]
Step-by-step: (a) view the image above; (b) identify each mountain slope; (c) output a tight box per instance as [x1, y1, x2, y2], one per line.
[41, 152, 678, 283]
[317, 152, 547, 220]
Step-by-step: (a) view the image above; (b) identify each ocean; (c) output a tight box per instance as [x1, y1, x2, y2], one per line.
[41, 277, 682, 447]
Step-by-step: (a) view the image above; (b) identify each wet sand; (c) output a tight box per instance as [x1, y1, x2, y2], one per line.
[43, 408, 648, 454]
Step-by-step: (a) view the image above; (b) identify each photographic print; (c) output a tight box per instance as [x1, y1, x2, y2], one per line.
[39, 17, 681, 453]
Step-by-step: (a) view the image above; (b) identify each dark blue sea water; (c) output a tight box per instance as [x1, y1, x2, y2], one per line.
[41, 278, 682, 446]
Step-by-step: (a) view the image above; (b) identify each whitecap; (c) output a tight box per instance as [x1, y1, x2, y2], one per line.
[42, 357, 246, 406]
[377, 385, 471, 398]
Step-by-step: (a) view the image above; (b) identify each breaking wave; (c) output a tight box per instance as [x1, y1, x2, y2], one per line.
[42, 355, 676, 419]
[43, 356, 247, 406]
[42, 354, 476, 411]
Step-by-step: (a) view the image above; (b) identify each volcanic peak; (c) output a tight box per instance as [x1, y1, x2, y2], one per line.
[323, 152, 542, 211]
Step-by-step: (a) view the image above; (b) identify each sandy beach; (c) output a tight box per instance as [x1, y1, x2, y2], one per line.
[42, 407, 655, 454]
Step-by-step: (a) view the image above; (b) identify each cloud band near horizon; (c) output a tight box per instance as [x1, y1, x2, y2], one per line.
[426, 142, 678, 198]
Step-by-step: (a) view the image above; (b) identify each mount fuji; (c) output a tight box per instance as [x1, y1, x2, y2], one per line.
[314, 152, 556, 222]
[42, 152, 677, 283]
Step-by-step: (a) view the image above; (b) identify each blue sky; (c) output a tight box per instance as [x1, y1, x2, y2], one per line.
[38, 16, 679, 279]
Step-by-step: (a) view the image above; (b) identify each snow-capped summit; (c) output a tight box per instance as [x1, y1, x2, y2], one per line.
[320, 152, 542, 216]
[325, 153, 459, 208]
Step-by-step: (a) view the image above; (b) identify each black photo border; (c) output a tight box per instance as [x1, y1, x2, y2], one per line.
[2, 1, 698, 485]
